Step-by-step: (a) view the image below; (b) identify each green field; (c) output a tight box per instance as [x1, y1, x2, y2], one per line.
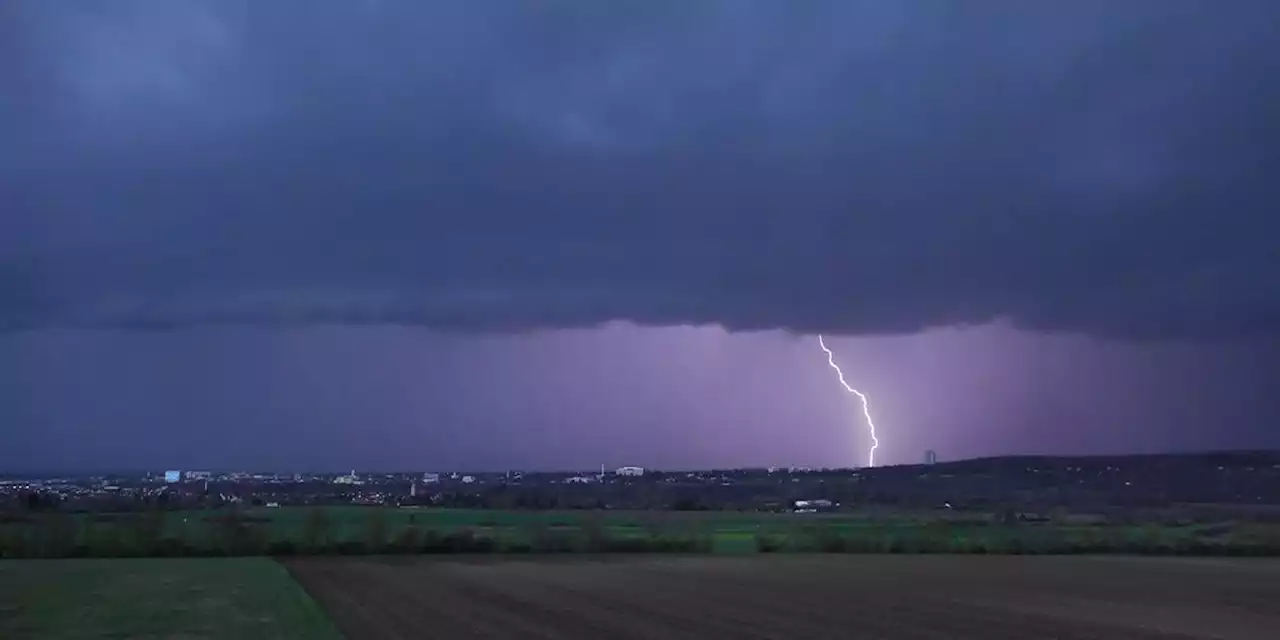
[160, 505, 1104, 553]
[223, 505, 1280, 554]
[5, 506, 1280, 557]
[3, 509, 1280, 637]
[0, 558, 342, 639]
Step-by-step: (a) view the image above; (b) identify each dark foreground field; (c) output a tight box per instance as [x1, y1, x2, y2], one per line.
[286, 555, 1280, 640]
[0, 558, 341, 639]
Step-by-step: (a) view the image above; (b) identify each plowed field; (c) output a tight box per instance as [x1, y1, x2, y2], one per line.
[285, 555, 1280, 639]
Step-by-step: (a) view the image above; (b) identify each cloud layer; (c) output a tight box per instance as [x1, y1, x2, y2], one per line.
[3, 1, 1278, 340]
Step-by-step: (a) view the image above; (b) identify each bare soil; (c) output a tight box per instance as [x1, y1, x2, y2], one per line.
[284, 555, 1280, 640]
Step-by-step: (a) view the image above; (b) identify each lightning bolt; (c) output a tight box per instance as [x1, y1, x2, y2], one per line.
[817, 334, 880, 468]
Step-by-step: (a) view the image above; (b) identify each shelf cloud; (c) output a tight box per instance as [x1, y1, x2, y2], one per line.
[3, 1, 1278, 340]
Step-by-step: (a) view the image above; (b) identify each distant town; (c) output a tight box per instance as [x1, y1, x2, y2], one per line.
[5, 451, 1280, 515]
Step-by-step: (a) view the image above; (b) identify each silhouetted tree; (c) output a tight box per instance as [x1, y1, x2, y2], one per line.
[23, 491, 44, 512]
[392, 523, 423, 553]
[208, 504, 263, 555]
[363, 509, 389, 553]
[130, 509, 167, 555]
[301, 507, 332, 552]
[36, 512, 79, 558]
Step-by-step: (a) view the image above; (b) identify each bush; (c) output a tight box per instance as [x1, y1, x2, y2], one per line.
[267, 540, 299, 556]
[502, 540, 535, 554]
[523, 521, 577, 553]
[389, 525, 424, 554]
[754, 533, 784, 553]
[676, 534, 714, 553]
[152, 537, 190, 557]
[637, 513, 670, 539]
[301, 508, 332, 552]
[335, 540, 369, 555]
[602, 537, 655, 553]
[645, 535, 710, 553]
[418, 529, 444, 553]
[419, 529, 499, 554]
[84, 526, 129, 558]
[580, 513, 613, 552]
[363, 510, 390, 554]
[952, 537, 988, 554]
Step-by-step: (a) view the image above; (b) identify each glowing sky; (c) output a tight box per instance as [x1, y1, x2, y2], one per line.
[5, 323, 1278, 471]
[3, 1, 1279, 471]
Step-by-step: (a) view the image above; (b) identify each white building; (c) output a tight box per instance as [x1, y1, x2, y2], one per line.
[333, 470, 362, 485]
[615, 466, 645, 477]
[794, 499, 834, 511]
[422, 472, 440, 484]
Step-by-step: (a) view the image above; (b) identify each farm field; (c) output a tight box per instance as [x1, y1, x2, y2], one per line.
[249, 506, 824, 552]
[233, 504, 873, 533]
[285, 505, 1280, 553]
[285, 555, 1280, 640]
[0, 558, 342, 639]
[8, 505, 1280, 557]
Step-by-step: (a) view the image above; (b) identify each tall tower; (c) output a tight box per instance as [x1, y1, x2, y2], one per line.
[924, 450, 938, 465]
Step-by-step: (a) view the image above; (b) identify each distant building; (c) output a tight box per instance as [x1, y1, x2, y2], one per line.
[184, 471, 212, 481]
[615, 466, 645, 477]
[460, 475, 476, 484]
[333, 470, 362, 485]
[422, 472, 440, 484]
[794, 499, 835, 513]
[924, 450, 938, 465]
[163, 470, 181, 483]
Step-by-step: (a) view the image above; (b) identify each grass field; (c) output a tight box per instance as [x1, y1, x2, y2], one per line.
[0, 558, 342, 639]
[7, 505, 1280, 557]
[176, 505, 1280, 554]
[285, 554, 1280, 639]
[241, 506, 777, 552]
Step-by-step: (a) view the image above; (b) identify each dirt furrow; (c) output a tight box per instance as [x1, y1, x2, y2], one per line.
[283, 556, 1280, 640]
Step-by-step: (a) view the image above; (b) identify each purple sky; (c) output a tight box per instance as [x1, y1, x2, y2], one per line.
[3, 2, 1279, 471]
[4, 323, 1278, 471]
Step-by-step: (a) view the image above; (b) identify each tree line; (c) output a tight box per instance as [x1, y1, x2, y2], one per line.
[6, 504, 1280, 558]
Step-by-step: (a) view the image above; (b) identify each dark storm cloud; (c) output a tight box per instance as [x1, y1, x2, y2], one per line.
[3, 0, 1279, 340]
